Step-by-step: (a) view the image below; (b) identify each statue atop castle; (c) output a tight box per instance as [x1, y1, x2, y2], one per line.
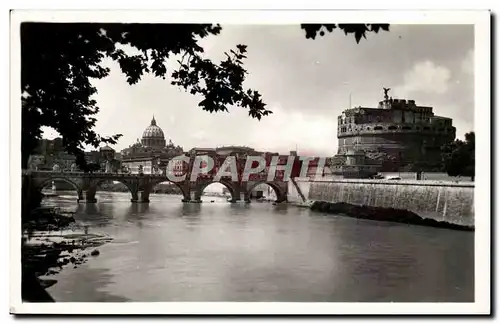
[383, 87, 391, 101]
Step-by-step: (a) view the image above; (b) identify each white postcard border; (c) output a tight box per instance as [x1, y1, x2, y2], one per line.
[9, 9, 491, 315]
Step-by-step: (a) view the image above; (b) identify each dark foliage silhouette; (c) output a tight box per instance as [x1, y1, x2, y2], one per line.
[441, 132, 475, 180]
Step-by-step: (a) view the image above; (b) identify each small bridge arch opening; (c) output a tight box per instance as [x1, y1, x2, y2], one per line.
[89, 179, 136, 202]
[196, 181, 238, 202]
[247, 181, 287, 203]
[36, 177, 83, 201]
[150, 180, 189, 201]
[98, 180, 130, 192]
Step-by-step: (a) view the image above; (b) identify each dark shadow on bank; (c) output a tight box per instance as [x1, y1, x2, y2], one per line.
[22, 271, 55, 302]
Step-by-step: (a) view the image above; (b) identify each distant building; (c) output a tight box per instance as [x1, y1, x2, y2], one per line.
[28, 137, 75, 171]
[27, 154, 45, 171]
[189, 147, 217, 156]
[215, 146, 260, 157]
[84, 150, 101, 164]
[28, 138, 119, 173]
[100, 145, 115, 161]
[120, 116, 185, 175]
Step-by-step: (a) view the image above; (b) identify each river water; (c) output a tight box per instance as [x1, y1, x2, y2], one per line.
[42, 191, 474, 302]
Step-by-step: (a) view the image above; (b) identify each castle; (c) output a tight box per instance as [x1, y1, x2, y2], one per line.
[332, 88, 456, 175]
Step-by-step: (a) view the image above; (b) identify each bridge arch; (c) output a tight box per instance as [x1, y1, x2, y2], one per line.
[246, 181, 287, 203]
[87, 178, 137, 202]
[35, 176, 83, 201]
[149, 179, 190, 201]
[195, 180, 239, 202]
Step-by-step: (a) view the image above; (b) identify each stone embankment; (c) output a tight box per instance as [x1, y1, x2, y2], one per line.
[288, 178, 475, 229]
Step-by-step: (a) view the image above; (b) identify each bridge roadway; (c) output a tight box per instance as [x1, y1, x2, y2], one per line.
[23, 171, 288, 204]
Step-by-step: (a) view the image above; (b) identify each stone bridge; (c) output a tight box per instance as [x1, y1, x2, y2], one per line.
[23, 171, 288, 204]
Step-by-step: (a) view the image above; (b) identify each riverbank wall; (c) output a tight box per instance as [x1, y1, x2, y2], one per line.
[287, 178, 474, 227]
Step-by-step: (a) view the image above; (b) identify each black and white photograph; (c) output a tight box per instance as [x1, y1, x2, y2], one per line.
[9, 9, 491, 315]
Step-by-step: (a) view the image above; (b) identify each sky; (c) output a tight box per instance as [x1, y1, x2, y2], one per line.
[42, 24, 475, 156]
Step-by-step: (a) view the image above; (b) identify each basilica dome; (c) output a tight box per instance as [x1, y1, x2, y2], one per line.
[141, 116, 166, 148]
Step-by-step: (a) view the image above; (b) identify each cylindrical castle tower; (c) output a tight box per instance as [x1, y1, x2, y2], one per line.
[336, 89, 456, 171]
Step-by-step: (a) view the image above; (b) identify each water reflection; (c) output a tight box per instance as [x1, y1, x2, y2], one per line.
[179, 202, 202, 216]
[127, 203, 150, 217]
[272, 204, 289, 215]
[74, 203, 114, 228]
